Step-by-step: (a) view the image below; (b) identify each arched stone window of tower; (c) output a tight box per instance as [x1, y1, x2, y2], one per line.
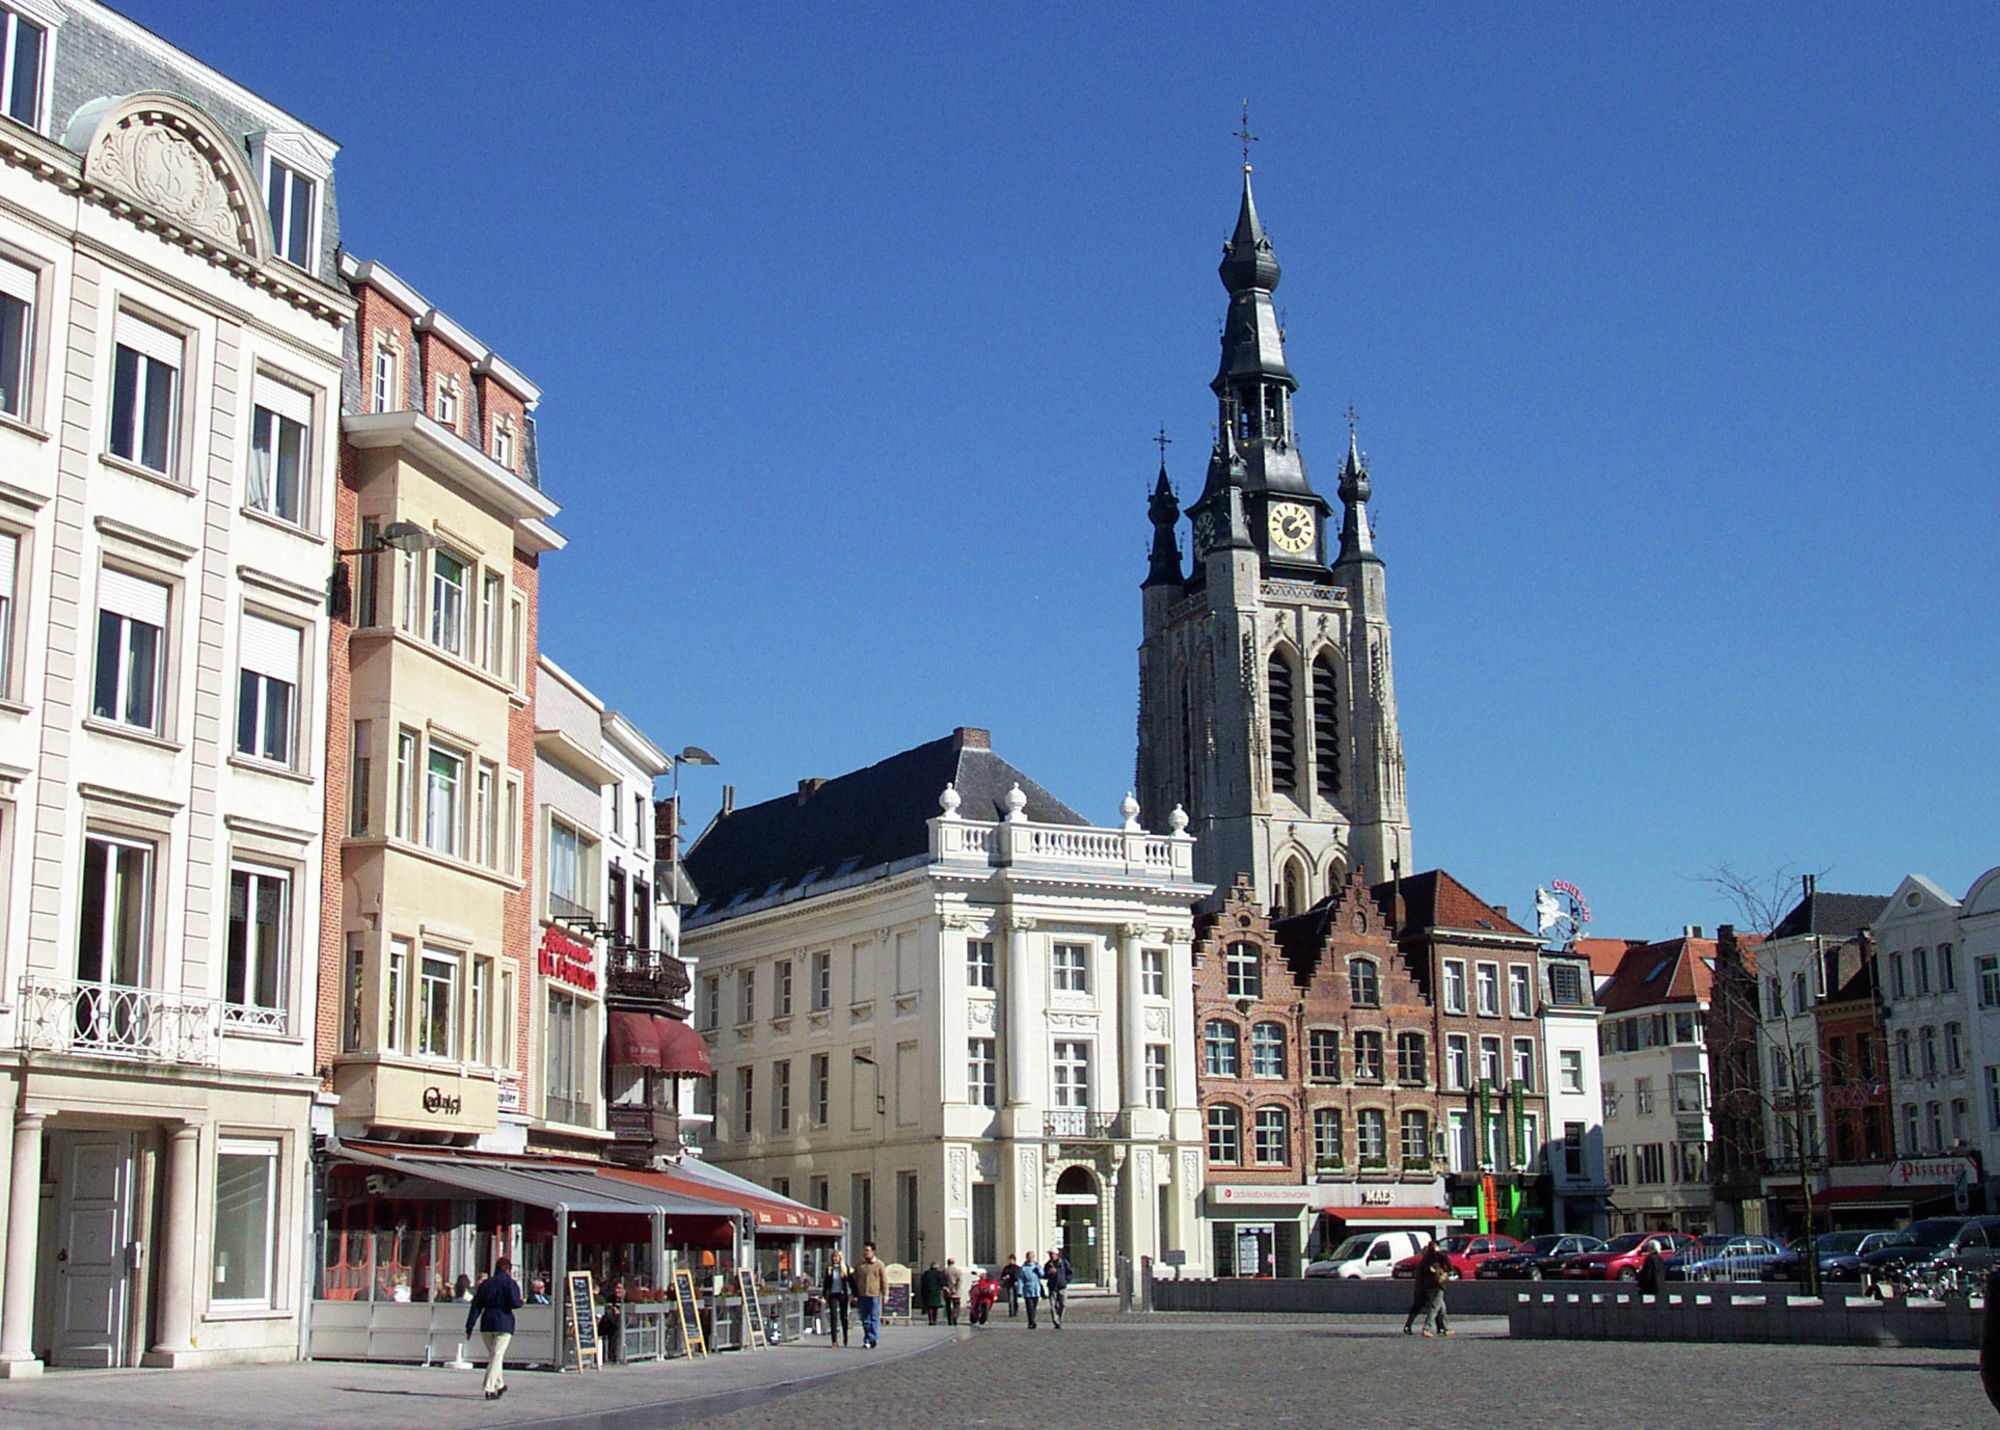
[1263, 383, 1286, 441]
[1325, 859, 1347, 900]
[1267, 651, 1297, 797]
[1280, 859, 1306, 919]
[1312, 654, 1342, 801]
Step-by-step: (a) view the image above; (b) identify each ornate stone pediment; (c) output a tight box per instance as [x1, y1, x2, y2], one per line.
[70, 92, 268, 261]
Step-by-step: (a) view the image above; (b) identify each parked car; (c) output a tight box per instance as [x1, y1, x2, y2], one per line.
[1855, 1216, 2000, 1292]
[1767, 1230, 1897, 1283]
[1560, 1231, 1701, 1280]
[1389, 1234, 1522, 1280]
[1305, 1230, 1427, 1279]
[1661, 1234, 1789, 1282]
[1476, 1233, 1607, 1280]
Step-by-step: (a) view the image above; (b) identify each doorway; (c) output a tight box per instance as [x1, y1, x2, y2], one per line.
[1053, 1166, 1100, 1285]
[52, 1132, 135, 1368]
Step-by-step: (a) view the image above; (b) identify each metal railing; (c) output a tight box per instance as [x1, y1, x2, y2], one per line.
[16, 975, 234, 1066]
[547, 890, 599, 926]
[604, 947, 691, 1006]
[1044, 1109, 1128, 1140]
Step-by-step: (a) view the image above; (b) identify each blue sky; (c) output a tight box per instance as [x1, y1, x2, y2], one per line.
[129, 2, 1997, 940]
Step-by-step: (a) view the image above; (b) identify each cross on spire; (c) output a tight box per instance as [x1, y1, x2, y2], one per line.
[1344, 402, 1361, 436]
[1233, 100, 1258, 171]
[1154, 424, 1173, 462]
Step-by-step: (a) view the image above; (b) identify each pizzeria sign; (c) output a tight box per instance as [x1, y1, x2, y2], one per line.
[539, 926, 598, 991]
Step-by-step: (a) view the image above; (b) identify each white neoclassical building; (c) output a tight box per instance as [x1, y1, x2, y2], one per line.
[683, 728, 1211, 1283]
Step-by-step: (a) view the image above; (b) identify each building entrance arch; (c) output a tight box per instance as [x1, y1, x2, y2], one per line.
[1053, 1165, 1102, 1286]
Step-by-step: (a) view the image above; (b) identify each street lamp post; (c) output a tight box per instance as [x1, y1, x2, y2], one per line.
[328, 520, 439, 619]
[665, 746, 719, 904]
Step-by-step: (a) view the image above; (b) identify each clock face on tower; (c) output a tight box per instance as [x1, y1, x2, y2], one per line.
[1192, 509, 1215, 556]
[1267, 501, 1316, 555]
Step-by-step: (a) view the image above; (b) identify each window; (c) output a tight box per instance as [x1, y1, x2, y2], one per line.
[1446, 1034, 1470, 1091]
[1251, 1022, 1286, 1078]
[371, 336, 399, 413]
[1927, 1101, 1945, 1151]
[545, 987, 588, 1124]
[969, 1039, 997, 1108]
[1895, 1027, 1913, 1078]
[967, 939, 995, 990]
[1052, 942, 1089, 993]
[1920, 1025, 1938, 1077]
[1353, 1030, 1384, 1081]
[435, 377, 460, 432]
[385, 940, 408, 1052]
[1145, 1045, 1168, 1109]
[424, 744, 464, 857]
[1475, 962, 1500, 1016]
[1766, 976, 1785, 1018]
[1349, 957, 1379, 1007]
[1559, 1048, 1584, 1094]
[1206, 1104, 1241, 1164]
[1563, 1121, 1585, 1178]
[1988, 1068, 2000, 1132]
[1948, 1023, 1965, 1073]
[1549, 962, 1584, 1006]
[1311, 652, 1342, 798]
[1357, 1108, 1387, 1162]
[480, 573, 503, 673]
[811, 1053, 830, 1125]
[1903, 1102, 1920, 1152]
[1313, 1107, 1343, 1165]
[235, 614, 299, 765]
[736, 1066, 754, 1138]
[348, 723, 374, 836]
[1954, 1098, 1970, 1143]
[1794, 969, 1810, 1012]
[77, 835, 151, 992]
[1889, 952, 1906, 1000]
[492, 416, 515, 469]
[1307, 1028, 1340, 1081]
[417, 951, 456, 1059]
[469, 956, 492, 1066]
[429, 549, 467, 656]
[1204, 1022, 1240, 1079]
[474, 761, 499, 868]
[93, 569, 168, 731]
[1634, 1077, 1654, 1116]
[1441, 959, 1466, 1013]
[1512, 1038, 1535, 1090]
[1602, 1081, 1619, 1119]
[393, 727, 419, 840]
[812, 950, 832, 1011]
[1636, 1143, 1666, 1184]
[774, 1060, 791, 1131]
[248, 375, 310, 524]
[1400, 1109, 1430, 1162]
[1509, 964, 1533, 1018]
[0, 8, 46, 128]
[737, 967, 756, 1024]
[548, 818, 585, 915]
[1939, 944, 1957, 993]
[700, 974, 719, 1030]
[109, 312, 181, 474]
[1052, 1041, 1089, 1109]
[1981, 957, 2000, 1009]
[1224, 942, 1260, 998]
[1253, 1106, 1288, 1165]
[1606, 1146, 1630, 1186]
[1396, 1031, 1426, 1084]
[212, 1140, 277, 1307]
[0, 255, 34, 417]
[1143, 948, 1167, 997]
[1479, 1036, 1502, 1086]
[1671, 1071, 1705, 1113]
[1267, 650, 1296, 796]
[265, 158, 316, 268]
[224, 865, 288, 1025]
[1913, 948, 1931, 997]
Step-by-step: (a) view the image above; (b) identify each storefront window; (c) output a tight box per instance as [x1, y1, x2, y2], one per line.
[213, 1139, 277, 1306]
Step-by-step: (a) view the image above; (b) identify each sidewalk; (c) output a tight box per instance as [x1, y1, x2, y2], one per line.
[0, 1325, 962, 1430]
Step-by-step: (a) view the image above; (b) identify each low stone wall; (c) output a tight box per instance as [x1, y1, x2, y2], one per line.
[1149, 1275, 1519, 1318]
[1508, 1286, 1982, 1348]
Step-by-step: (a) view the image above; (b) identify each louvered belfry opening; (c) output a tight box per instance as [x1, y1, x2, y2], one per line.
[1312, 654, 1341, 800]
[1267, 651, 1296, 795]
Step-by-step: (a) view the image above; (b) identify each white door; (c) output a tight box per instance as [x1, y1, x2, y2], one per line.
[54, 1134, 132, 1368]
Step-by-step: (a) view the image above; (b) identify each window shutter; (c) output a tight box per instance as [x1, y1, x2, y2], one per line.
[0, 257, 35, 305]
[253, 372, 313, 425]
[98, 568, 169, 627]
[114, 311, 182, 367]
[0, 532, 16, 597]
[239, 612, 300, 684]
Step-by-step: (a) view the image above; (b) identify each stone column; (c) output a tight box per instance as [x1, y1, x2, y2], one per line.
[145, 1124, 199, 1364]
[0, 1111, 45, 1376]
[1003, 914, 1038, 1110]
[1119, 924, 1147, 1118]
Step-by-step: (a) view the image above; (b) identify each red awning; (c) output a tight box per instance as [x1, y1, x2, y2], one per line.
[602, 1166, 846, 1235]
[1321, 1206, 1457, 1223]
[654, 1016, 715, 1077]
[607, 1010, 663, 1068]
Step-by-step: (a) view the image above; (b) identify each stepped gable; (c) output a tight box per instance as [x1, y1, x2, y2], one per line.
[1278, 870, 1419, 1009]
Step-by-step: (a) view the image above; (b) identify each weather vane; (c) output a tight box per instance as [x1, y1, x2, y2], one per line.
[1233, 100, 1258, 170]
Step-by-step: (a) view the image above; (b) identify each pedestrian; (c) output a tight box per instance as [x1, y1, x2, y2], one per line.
[943, 1258, 965, 1327]
[1044, 1248, 1074, 1328]
[1017, 1250, 1046, 1328]
[465, 1256, 525, 1400]
[920, 1260, 945, 1325]
[849, 1242, 888, 1349]
[1001, 1254, 1022, 1318]
[1402, 1238, 1452, 1338]
[526, 1277, 550, 1306]
[822, 1250, 853, 1346]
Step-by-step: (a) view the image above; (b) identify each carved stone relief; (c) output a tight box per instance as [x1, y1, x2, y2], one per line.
[967, 999, 997, 1031]
[948, 1146, 966, 1205]
[90, 113, 253, 255]
[1142, 1005, 1169, 1035]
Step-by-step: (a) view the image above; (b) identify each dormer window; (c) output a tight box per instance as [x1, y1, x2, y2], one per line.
[371, 334, 401, 414]
[435, 377, 460, 434]
[1, 8, 48, 130]
[266, 159, 316, 268]
[492, 415, 515, 470]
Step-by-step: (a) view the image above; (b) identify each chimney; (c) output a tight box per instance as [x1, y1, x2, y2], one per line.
[1494, 905, 1508, 920]
[720, 784, 735, 817]
[1684, 925, 1703, 939]
[654, 796, 677, 844]
[954, 727, 990, 751]
[797, 777, 827, 803]
[1803, 873, 1817, 899]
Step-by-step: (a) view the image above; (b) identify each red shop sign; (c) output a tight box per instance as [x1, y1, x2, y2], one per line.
[539, 926, 598, 991]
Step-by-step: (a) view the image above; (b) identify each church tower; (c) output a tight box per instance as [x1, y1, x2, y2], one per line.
[1136, 161, 1411, 913]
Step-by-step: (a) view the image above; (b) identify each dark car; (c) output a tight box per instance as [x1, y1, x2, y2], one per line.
[1661, 1234, 1788, 1282]
[1560, 1231, 1701, 1280]
[1476, 1233, 1606, 1280]
[1856, 1216, 2000, 1292]
[1767, 1230, 1897, 1283]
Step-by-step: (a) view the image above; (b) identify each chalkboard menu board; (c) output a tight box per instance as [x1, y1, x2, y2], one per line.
[883, 1280, 912, 1321]
[566, 1270, 601, 1370]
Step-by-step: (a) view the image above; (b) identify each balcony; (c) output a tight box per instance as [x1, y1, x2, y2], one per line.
[547, 890, 598, 928]
[1043, 1110, 1129, 1141]
[604, 946, 691, 1010]
[16, 975, 236, 1066]
[931, 808, 1195, 883]
[608, 1104, 697, 1163]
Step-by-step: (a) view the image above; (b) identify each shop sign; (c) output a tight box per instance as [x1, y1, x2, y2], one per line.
[1208, 1183, 1312, 1204]
[421, 1085, 463, 1116]
[1359, 1188, 1394, 1205]
[539, 926, 598, 991]
[1891, 1156, 1977, 1187]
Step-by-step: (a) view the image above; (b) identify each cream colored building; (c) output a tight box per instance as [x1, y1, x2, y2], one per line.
[0, 2, 351, 1372]
[685, 729, 1210, 1283]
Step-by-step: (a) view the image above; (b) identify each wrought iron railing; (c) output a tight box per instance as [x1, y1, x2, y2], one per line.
[1043, 1109, 1128, 1140]
[604, 946, 692, 1007]
[17, 975, 229, 1066]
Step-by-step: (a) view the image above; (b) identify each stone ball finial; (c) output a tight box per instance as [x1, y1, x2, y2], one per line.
[939, 783, 962, 819]
[1169, 804, 1190, 836]
[1004, 784, 1029, 823]
[1120, 792, 1141, 831]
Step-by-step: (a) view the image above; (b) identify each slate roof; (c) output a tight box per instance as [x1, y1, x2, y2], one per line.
[1769, 892, 1891, 942]
[683, 728, 1086, 921]
[1368, 869, 1533, 939]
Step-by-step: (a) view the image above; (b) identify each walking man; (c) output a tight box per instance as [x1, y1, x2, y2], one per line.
[1044, 1248, 1074, 1328]
[1017, 1250, 1046, 1328]
[943, 1258, 965, 1327]
[1001, 1254, 1022, 1318]
[850, 1242, 888, 1349]
[1403, 1238, 1453, 1338]
[466, 1256, 525, 1399]
[822, 1249, 853, 1346]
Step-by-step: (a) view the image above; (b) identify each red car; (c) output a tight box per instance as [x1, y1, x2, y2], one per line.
[1392, 1234, 1523, 1280]
[1560, 1231, 1701, 1280]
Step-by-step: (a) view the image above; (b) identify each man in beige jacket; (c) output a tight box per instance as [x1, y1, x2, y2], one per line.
[849, 1242, 888, 1348]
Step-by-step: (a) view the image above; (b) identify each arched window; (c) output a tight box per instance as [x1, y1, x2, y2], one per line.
[1396, 1031, 1426, 1084]
[1206, 1103, 1241, 1164]
[1312, 653, 1341, 800]
[1400, 1108, 1431, 1162]
[1326, 859, 1347, 899]
[1251, 1022, 1287, 1078]
[1177, 674, 1195, 818]
[1253, 1106, 1289, 1165]
[1349, 956, 1380, 1008]
[1312, 1107, 1344, 1166]
[1280, 859, 1306, 917]
[1357, 1108, 1387, 1162]
[1225, 942, 1261, 999]
[1204, 1020, 1241, 1077]
[1267, 651, 1296, 796]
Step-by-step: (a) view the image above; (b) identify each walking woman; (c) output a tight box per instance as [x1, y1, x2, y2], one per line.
[822, 1249, 853, 1347]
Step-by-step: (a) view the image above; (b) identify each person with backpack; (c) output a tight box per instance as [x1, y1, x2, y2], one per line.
[1043, 1248, 1074, 1328]
[1402, 1238, 1453, 1338]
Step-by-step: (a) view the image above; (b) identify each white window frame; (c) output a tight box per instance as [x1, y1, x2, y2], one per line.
[968, 1038, 996, 1108]
[0, 527, 20, 698]
[93, 568, 169, 733]
[264, 156, 317, 269]
[429, 547, 468, 657]
[1142, 948, 1166, 997]
[424, 740, 465, 857]
[1446, 1033, 1469, 1091]
[108, 310, 182, 476]
[1509, 964, 1533, 1019]
[967, 939, 995, 991]
[77, 832, 152, 989]
[223, 862, 291, 1029]
[434, 375, 461, 433]
[1145, 1044, 1169, 1110]
[0, 4, 56, 133]
[1442, 958, 1466, 1014]
[247, 373, 312, 526]
[0, 253, 36, 419]
[416, 948, 457, 1060]
[371, 334, 400, 414]
[385, 938, 409, 1052]
[1559, 1048, 1585, 1093]
[1052, 1040, 1090, 1110]
[211, 1138, 279, 1309]
[1475, 961, 1501, 1017]
[236, 612, 301, 767]
[1052, 941, 1089, 994]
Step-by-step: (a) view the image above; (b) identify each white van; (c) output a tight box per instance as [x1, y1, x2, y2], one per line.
[1304, 1230, 1425, 1279]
